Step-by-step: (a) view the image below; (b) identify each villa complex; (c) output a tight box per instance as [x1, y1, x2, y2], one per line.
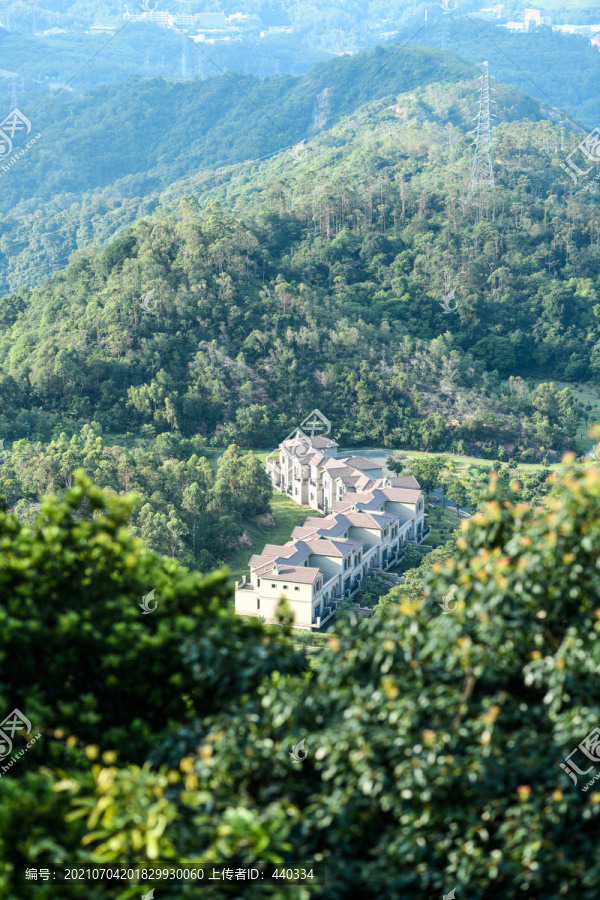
[234, 432, 429, 629]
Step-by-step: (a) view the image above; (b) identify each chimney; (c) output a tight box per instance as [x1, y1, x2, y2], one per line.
[274, 562, 279, 575]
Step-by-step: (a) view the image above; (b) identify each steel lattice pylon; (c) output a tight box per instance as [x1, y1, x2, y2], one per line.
[469, 61, 495, 194]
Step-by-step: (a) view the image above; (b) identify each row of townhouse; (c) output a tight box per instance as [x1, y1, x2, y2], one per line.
[234, 433, 429, 629]
[266, 432, 383, 513]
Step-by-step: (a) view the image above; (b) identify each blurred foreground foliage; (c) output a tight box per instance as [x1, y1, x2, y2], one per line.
[1, 456, 600, 897]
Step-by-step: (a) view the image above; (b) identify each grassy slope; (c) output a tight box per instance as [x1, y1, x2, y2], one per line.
[226, 490, 323, 584]
[422, 504, 463, 549]
[345, 447, 563, 472]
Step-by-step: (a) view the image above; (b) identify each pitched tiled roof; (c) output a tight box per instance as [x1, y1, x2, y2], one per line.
[380, 487, 422, 503]
[304, 514, 350, 534]
[321, 457, 350, 471]
[308, 435, 338, 448]
[388, 475, 421, 489]
[339, 474, 362, 485]
[303, 536, 363, 556]
[259, 544, 297, 558]
[250, 542, 312, 573]
[339, 455, 382, 470]
[281, 432, 338, 450]
[268, 565, 323, 583]
[333, 490, 387, 512]
[290, 525, 321, 540]
[344, 511, 396, 528]
[353, 473, 376, 490]
[248, 553, 279, 568]
[279, 448, 326, 465]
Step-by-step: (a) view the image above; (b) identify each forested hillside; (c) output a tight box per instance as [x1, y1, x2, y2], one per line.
[2, 90, 597, 436]
[0, 187, 585, 455]
[4, 62, 600, 565]
[4, 36, 597, 295]
[1, 47, 487, 214]
[0, 45, 547, 292]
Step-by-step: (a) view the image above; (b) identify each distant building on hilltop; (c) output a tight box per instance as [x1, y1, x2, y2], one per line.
[525, 8, 552, 30]
[90, 24, 118, 34]
[528, 7, 552, 28]
[501, 7, 551, 33]
[555, 22, 600, 36]
[502, 20, 527, 32]
[123, 8, 228, 30]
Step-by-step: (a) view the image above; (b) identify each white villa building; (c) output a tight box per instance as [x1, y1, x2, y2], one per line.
[234, 432, 429, 629]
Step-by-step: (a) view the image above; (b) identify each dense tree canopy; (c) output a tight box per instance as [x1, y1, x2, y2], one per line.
[2, 452, 600, 898]
[0, 431, 271, 566]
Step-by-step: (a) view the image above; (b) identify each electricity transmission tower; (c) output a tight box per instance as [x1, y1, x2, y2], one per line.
[469, 61, 495, 194]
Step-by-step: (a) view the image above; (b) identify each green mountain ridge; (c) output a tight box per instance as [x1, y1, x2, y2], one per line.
[0, 46, 597, 568]
[0, 43, 551, 292]
[0, 45, 558, 295]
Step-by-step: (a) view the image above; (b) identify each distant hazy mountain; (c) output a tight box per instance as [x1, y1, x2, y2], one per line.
[0, 43, 551, 294]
